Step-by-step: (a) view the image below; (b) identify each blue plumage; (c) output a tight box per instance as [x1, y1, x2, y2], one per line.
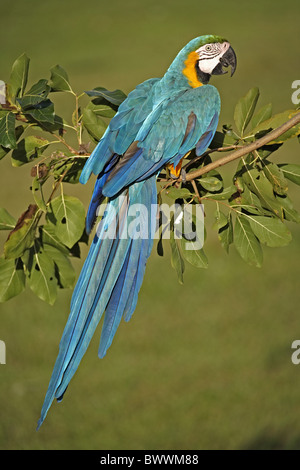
[37, 34, 236, 429]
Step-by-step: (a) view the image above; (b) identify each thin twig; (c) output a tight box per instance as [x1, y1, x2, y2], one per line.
[54, 133, 78, 155]
[182, 143, 240, 171]
[191, 180, 201, 204]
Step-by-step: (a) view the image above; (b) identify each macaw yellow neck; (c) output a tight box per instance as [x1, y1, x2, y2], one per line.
[182, 51, 203, 88]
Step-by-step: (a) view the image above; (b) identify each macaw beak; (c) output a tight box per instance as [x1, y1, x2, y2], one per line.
[212, 45, 237, 77]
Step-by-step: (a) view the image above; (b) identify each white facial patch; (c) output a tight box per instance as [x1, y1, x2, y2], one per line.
[196, 41, 230, 75]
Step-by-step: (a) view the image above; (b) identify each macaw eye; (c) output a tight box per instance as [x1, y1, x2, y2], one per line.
[205, 45, 212, 51]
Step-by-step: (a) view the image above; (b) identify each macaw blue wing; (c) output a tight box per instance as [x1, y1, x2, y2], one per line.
[101, 85, 220, 196]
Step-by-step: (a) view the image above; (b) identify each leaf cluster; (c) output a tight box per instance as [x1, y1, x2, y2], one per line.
[0, 54, 126, 303]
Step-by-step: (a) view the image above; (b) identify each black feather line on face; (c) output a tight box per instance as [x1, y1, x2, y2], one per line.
[195, 61, 210, 84]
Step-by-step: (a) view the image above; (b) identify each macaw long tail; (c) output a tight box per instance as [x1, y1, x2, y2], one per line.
[37, 177, 157, 430]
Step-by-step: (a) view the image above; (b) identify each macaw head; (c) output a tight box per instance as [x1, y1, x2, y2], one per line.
[171, 35, 237, 88]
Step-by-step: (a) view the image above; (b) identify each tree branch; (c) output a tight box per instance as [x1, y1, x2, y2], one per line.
[178, 112, 300, 183]
[182, 143, 240, 171]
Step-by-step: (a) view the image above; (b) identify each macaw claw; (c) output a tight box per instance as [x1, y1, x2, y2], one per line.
[168, 160, 183, 179]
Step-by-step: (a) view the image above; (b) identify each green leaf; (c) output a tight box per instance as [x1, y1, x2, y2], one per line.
[214, 208, 233, 253]
[4, 204, 39, 259]
[43, 244, 75, 288]
[82, 107, 107, 141]
[47, 194, 86, 248]
[170, 216, 184, 284]
[33, 113, 67, 133]
[39, 224, 69, 254]
[85, 87, 127, 106]
[279, 164, 300, 185]
[234, 87, 260, 136]
[276, 195, 300, 223]
[166, 187, 193, 200]
[0, 109, 9, 118]
[26, 78, 50, 96]
[85, 101, 116, 118]
[17, 78, 50, 109]
[262, 161, 288, 196]
[11, 135, 49, 167]
[0, 112, 16, 149]
[213, 207, 227, 230]
[202, 185, 237, 201]
[8, 53, 30, 101]
[0, 256, 25, 302]
[219, 215, 233, 253]
[0, 124, 23, 160]
[180, 237, 208, 268]
[237, 185, 269, 216]
[0, 208, 16, 230]
[250, 103, 272, 129]
[242, 165, 283, 218]
[247, 215, 292, 247]
[23, 99, 55, 124]
[234, 214, 263, 267]
[252, 109, 300, 144]
[49, 65, 73, 93]
[198, 176, 223, 192]
[24, 243, 57, 305]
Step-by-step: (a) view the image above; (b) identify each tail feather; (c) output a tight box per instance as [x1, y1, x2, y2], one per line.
[98, 241, 137, 358]
[98, 174, 157, 356]
[55, 211, 131, 400]
[37, 177, 157, 429]
[123, 240, 148, 323]
[124, 176, 157, 323]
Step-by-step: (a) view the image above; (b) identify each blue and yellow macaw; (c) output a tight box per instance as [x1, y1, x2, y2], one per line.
[37, 34, 236, 428]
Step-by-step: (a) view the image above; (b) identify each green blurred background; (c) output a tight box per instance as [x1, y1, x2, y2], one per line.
[1, 0, 300, 450]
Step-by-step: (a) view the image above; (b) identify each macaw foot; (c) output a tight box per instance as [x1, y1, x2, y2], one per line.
[167, 152, 190, 181]
[168, 160, 183, 179]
